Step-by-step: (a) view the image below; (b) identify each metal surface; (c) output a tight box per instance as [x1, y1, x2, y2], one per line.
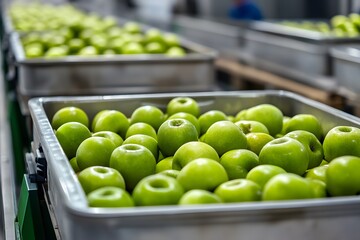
[3, 7, 217, 116]
[28, 90, 360, 240]
[331, 45, 360, 94]
[1, 8, 13, 36]
[242, 20, 360, 85]
[172, 15, 247, 59]
[242, 30, 331, 84]
[0, 59, 17, 240]
[248, 20, 360, 43]
[9, 31, 216, 116]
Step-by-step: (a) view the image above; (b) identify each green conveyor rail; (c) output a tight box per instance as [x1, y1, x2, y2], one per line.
[16, 175, 57, 240]
[8, 92, 30, 188]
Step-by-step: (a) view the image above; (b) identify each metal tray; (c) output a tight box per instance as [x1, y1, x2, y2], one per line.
[241, 30, 333, 86]
[9, 31, 216, 117]
[172, 15, 247, 59]
[241, 20, 360, 87]
[1, 8, 15, 36]
[330, 45, 360, 95]
[28, 90, 360, 240]
[248, 20, 360, 43]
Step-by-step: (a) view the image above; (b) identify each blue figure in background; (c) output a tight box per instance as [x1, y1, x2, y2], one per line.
[228, 0, 263, 20]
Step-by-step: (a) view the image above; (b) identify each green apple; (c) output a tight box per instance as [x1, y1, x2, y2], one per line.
[78, 166, 125, 194]
[305, 164, 328, 183]
[158, 149, 165, 161]
[123, 134, 159, 160]
[57, 27, 74, 41]
[90, 34, 108, 53]
[79, 28, 96, 43]
[109, 37, 126, 53]
[110, 144, 156, 191]
[92, 131, 123, 147]
[308, 179, 327, 198]
[246, 132, 274, 156]
[101, 16, 117, 30]
[227, 115, 236, 122]
[166, 97, 200, 117]
[145, 28, 164, 44]
[125, 122, 157, 140]
[236, 104, 283, 136]
[46, 35, 66, 48]
[87, 186, 134, 208]
[132, 174, 184, 206]
[93, 110, 130, 139]
[122, 42, 145, 55]
[76, 136, 116, 170]
[323, 126, 360, 162]
[326, 155, 360, 196]
[203, 121, 247, 156]
[168, 112, 201, 136]
[68, 38, 85, 54]
[55, 122, 92, 159]
[279, 116, 291, 136]
[179, 189, 222, 205]
[157, 119, 198, 157]
[25, 43, 44, 58]
[158, 151, 167, 161]
[214, 179, 262, 203]
[130, 105, 165, 131]
[51, 106, 89, 130]
[123, 21, 142, 34]
[166, 47, 186, 57]
[259, 137, 309, 175]
[234, 120, 269, 134]
[45, 46, 68, 58]
[284, 114, 323, 141]
[177, 158, 228, 191]
[246, 164, 286, 189]
[156, 157, 173, 173]
[103, 49, 117, 56]
[172, 141, 219, 170]
[198, 110, 228, 135]
[128, 33, 146, 45]
[159, 150, 167, 160]
[285, 130, 323, 169]
[69, 157, 80, 173]
[120, 33, 136, 45]
[220, 149, 258, 179]
[262, 173, 314, 201]
[78, 46, 99, 56]
[107, 27, 123, 39]
[22, 32, 42, 45]
[145, 42, 166, 54]
[163, 33, 180, 47]
[320, 159, 328, 166]
[157, 169, 180, 179]
[91, 110, 109, 131]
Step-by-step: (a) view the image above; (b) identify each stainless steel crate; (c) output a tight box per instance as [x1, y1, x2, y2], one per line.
[28, 90, 360, 240]
[172, 15, 247, 59]
[10, 32, 216, 94]
[330, 45, 360, 94]
[241, 20, 360, 87]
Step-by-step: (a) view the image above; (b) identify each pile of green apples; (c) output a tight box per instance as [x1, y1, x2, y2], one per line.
[10, 3, 186, 58]
[51, 97, 360, 208]
[280, 13, 360, 37]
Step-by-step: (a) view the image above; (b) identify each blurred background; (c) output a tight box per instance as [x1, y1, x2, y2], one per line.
[62, 0, 360, 23]
[4, 0, 359, 24]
